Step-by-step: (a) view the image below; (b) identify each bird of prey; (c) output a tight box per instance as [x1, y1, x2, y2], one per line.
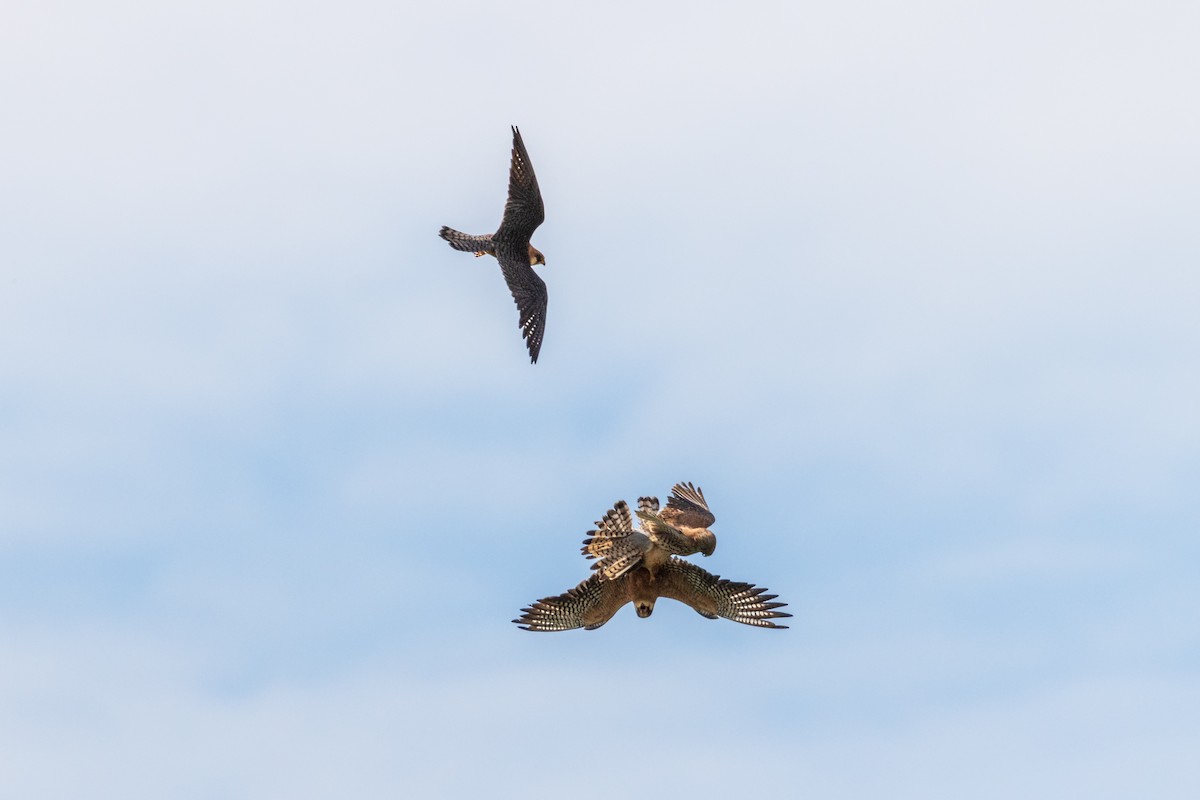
[439, 126, 548, 363]
[581, 482, 718, 581]
[513, 560, 790, 631]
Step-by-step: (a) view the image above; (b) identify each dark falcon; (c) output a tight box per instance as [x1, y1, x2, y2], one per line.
[439, 126, 548, 363]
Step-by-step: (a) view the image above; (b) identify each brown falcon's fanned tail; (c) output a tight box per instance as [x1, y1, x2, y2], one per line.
[637, 496, 660, 514]
[581, 501, 649, 581]
[587, 538, 649, 581]
[439, 226, 495, 255]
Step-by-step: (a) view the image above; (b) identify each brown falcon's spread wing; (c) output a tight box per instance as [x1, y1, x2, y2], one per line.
[661, 482, 716, 529]
[513, 574, 626, 631]
[655, 559, 791, 628]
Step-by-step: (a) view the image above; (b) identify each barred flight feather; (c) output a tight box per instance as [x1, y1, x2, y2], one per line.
[637, 496, 660, 514]
[438, 226, 494, 254]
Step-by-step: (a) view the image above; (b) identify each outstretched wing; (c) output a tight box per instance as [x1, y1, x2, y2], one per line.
[513, 574, 624, 631]
[494, 242, 548, 363]
[661, 482, 716, 529]
[495, 126, 545, 242]
[637, 496, 660, 514]
[655, 559, 791, 628]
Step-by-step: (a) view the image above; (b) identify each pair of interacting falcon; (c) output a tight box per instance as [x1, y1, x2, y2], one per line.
[440, 134, 787, 632]
[514, 482, 791, 631]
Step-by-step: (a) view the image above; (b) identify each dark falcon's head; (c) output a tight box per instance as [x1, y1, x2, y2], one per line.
[528, 245, 546, 267]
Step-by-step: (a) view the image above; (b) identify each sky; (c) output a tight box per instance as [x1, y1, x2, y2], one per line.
[2, 0, 1198, 796]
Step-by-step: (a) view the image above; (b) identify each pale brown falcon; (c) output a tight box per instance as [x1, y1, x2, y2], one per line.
[581, 483, 718, 581]
[513, 560, 790, 631]
[439, 126, 548, 363]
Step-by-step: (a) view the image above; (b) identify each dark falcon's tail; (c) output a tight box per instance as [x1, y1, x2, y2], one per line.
[439, 226, 495, 256]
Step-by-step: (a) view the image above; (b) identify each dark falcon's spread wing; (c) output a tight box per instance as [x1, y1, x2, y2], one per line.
[494, 244, 547, 364]
[493, 126, 548, 363]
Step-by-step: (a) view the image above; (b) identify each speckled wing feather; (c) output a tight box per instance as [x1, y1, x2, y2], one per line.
[635, 509, 703, 556]
[581, 501, 651, 581]
[491, 126, 548, 363]
[494, 126, 545, 242]
[513, 574, 623, 631]
[493, 241, 547, 363]
[656, 559, 791, 628]
[661, 482, 716, 529]
[637, 496, 660, 514]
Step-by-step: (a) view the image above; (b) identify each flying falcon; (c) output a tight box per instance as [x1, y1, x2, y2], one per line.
[581, 483, 718, 581]
[513, 560, 790, 631]
[439, 126, 548, 363]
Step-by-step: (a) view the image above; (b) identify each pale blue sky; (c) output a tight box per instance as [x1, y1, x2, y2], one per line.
[2, 0, 1198, 797]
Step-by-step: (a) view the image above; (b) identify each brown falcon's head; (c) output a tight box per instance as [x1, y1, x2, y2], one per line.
[635, 598, 656, 618]
[697, 529, 717, 557]
[527, 244, 546, 267]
